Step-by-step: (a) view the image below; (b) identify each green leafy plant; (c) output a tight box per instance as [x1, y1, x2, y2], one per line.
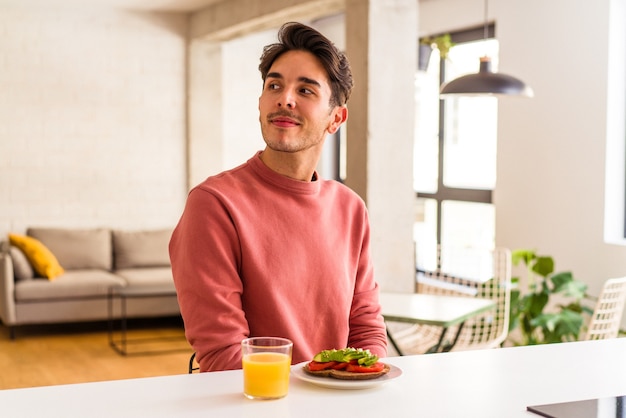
[420, 34, 454, 59]
[508, 249, 592, 345]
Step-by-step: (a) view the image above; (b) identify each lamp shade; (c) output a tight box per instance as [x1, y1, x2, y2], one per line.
[440, 56, 533, 98]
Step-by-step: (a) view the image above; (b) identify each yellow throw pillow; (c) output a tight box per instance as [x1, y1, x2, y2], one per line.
[8, 233, 65, 280]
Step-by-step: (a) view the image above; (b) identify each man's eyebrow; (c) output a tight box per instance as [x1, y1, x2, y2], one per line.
[299, 77, 321, 88]
[266, 71, 283, 80]
[266, 72, 321, 88]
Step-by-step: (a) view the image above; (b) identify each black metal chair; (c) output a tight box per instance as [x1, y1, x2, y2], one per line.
[188, 352, 199, 374]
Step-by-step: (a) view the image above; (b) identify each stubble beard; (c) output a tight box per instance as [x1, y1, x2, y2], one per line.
[261, 122, 322, 154]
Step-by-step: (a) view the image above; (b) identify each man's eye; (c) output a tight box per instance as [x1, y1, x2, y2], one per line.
[268, 83, 280, 90]
[300, 88, 313, 95]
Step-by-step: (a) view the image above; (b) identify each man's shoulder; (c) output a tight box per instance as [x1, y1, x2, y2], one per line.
[322, 179, 365, 203]
[194, 160, 256, 191]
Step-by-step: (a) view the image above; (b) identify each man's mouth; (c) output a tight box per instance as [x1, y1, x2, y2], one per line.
[269, 113, 301, 128]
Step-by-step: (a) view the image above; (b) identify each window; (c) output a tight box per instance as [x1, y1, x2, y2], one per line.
[414, 26, 498, 270]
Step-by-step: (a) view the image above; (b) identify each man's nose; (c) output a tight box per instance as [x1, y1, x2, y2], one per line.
[278, 91, 295, 108]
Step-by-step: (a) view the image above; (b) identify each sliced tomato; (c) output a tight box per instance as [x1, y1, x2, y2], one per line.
[307, 361, 335, 371]
[345, 362, 385, 373]
[330, 362, 349, 370]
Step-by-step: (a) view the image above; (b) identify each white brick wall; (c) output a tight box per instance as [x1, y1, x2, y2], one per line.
[0, 8, 188, 236]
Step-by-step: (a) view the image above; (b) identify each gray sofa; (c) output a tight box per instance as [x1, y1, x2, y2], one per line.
[0, 227, 180, 338]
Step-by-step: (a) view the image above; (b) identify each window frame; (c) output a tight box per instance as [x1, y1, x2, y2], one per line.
[417, 24, 496, 245]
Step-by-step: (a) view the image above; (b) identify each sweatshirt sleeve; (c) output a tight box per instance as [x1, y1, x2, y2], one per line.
[346, 211, 388, 358]
[169, 186, 247, 372]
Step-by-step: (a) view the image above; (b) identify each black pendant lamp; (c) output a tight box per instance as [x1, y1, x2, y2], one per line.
[439, 0, 533, 98]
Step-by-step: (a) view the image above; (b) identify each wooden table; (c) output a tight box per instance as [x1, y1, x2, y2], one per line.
[2, 339, 626, 417]
[380, 291, 496, 354]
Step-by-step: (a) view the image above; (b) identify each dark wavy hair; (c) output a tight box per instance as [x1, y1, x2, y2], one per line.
[258, 22, 353, 107]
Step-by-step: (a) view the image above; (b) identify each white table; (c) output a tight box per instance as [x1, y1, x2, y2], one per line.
[2, 339, 626, 417]
[380, 291, 496, 354]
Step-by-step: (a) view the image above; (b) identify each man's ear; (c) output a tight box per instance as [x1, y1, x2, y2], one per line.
[328, 106, 348, 134]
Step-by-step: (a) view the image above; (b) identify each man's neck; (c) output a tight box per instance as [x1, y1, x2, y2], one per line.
[259, 148, 320, 182]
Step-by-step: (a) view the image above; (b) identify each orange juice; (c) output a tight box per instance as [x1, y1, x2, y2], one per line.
[242, 352, 291, 399]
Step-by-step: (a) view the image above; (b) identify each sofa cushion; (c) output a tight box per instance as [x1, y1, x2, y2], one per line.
[114, 267, 174, 287]
[9, 245, 35, 281]
[112, 229, 172, 270]
[14, 270, 126, 301]
[9, 233, 65, 280]
[28, 228, 112, 271]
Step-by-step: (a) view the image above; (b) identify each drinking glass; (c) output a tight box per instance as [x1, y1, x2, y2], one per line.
[241, 337, 293, 400]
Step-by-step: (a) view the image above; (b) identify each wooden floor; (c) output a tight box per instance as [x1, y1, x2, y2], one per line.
[0, 317, 194, 390]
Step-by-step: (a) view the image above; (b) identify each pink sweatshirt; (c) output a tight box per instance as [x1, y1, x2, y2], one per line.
[169, 152, 387, 372]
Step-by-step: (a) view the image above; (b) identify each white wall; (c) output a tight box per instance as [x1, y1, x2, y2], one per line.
[496, 0, 626, 298]
[419, 0, 626, 299]
[0, 7, 188, 235]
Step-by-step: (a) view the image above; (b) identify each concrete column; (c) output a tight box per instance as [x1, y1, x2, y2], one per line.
[344, 0, 417, 292]
[187, 39, 224, 189]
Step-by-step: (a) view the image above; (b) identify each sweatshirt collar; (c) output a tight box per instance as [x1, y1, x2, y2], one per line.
[248, 151, 321, 195]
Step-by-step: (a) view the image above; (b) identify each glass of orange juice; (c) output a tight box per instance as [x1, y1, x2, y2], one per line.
[241, 337, 293, 400]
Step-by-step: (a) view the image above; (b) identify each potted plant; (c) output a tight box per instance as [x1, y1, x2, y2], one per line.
[508, 249, 593, 345]
[418, 34, 454, 71]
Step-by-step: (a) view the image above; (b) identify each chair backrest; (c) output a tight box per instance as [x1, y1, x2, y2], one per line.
[188, 352, 199, 374]
[417, 246, 512, 350]
[584, 277, 626, 341]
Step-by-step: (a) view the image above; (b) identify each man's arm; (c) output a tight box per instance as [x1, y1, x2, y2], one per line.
[169, 187, 248, 371]
[347, 216, 388, 357]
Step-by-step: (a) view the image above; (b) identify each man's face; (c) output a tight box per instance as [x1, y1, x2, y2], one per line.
[258, 50, 346, 154]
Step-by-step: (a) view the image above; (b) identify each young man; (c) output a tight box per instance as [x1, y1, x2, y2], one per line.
[169, 22, 387, 372]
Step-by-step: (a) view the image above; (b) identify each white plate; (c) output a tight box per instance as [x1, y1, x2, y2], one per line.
[291, 362, 402, 390]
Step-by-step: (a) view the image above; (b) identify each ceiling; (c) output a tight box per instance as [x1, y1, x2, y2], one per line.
[0, 0, 224, 12]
